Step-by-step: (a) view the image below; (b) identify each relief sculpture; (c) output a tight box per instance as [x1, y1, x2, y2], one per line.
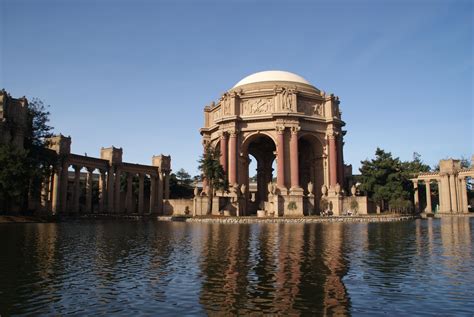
[298, 98, 323, 116]
[242, 98, 273, 115]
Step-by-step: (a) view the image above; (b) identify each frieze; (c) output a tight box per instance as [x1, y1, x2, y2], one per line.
[298, 98, 323, 116]
[242, 98, 274, 115]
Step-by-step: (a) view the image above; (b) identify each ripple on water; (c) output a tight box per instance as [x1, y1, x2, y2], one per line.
[0, 219, 473, 315]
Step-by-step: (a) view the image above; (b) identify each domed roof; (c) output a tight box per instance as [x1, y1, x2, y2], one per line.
[233, 70, 312, 88]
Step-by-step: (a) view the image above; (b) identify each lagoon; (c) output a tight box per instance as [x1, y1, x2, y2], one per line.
[0, 217, 473, 315]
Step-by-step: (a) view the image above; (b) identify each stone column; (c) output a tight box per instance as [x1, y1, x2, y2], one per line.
[149, 175, 156, 214]
[164, 172, 170, 200]
[425, 180, 432, 213]
[126, 173, 134, 213]
[73, 165, 81, 213]
[60, 161, 69, 212]
[460, 176, 468, 213]
[86, 168, 94, 213]
[138, 173, 144, 214]
[51, 166, 62, 214]
[41, 172, 51, 210]
[328, 132, 338, 188]
[449, 174, 458, 212]
[228, 131, 237, 185]
[158, 171, 164, 213]
[276, 126, 286, 189]
[290, 127, 300, 190]
[413, 181, 419, 212]
[99, 170, 107, 213]
[107, 168, 115, 213]
[114, 168, 122, 213]
[220, 132, 228, 173]
[439, 173, 451, 212]
[337, 134, 345, 186]
[437, 179, 443, 212]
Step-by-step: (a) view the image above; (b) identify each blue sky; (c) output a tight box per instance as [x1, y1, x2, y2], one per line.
[1, 0, 472, 176]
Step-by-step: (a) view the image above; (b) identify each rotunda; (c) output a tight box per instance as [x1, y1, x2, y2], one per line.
[200, 70, 347, 216]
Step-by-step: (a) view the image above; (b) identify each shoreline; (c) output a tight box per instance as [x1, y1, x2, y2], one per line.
[1, 213, 472, 224]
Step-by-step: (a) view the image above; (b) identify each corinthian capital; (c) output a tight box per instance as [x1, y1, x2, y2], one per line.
[276, 125, 286, 134]
[291, 126, 301, 134]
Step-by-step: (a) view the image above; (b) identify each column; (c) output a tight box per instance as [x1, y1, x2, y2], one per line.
[202, 143, 208, 195]
[115, 168, 122, 213]
[337, 134, 345, 186]
[439, 173, 451, 212]
[276, 126, 286, 189]
[149, 175, 156, 214]
[126, 173, 133, 213]
[413, 181, 419, 212]
[228, 131, 237, 185]
[107, 168, 115, 213]
[460, 177, 468, 213]
[73, 165, 81, 213]
[157, 171, 164, 213]
[86, 168, 94, 213]
[220, 132, 228, 173]
[449, 174, 458, 212]
[328, 132, 338, 188]
[290, 127, 300, 190]
[99, 170, 107, 213]
[164, 172, 170, 199]
[138, 173, 144, 214]
[41, 172, 51, 209]
[437, 179, 443, 212]
[425, 180, 432, 213]
[51, 166, 62, 214]
[60, 162, 69, 212]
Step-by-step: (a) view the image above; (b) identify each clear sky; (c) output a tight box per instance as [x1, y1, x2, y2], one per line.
[1, 0, 472, 176]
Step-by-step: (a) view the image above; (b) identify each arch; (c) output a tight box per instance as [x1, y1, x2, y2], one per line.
[241, 131, 277, 155]
[240, 132, 276, 214]
[298, 132, 325, 214]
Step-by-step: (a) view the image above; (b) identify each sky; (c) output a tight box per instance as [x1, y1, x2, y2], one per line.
[1, 0, 472, 176]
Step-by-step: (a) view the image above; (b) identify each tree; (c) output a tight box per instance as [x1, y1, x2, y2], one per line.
[169, 170, 194, 199]
[198, 145, 227, 215]
[358, 148, 430, 212]
[175, 168, 192, 186]
[0, 98, 55, 213]
[0, 145, 30, 213]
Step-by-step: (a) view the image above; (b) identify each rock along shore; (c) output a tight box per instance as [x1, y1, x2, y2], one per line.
[166, 214, 417, 224]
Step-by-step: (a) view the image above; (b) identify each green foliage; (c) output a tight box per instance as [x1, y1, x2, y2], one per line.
[319, 197, 329, 212]
[288, 201, 297, 210]
[358, 148, 430, 212]
[349, 198, 359, 212]
[198, 145, 228, 214]
[170, 169, 194, 198]
[0, 98, 56, 213]
[0, 145, 30, 212]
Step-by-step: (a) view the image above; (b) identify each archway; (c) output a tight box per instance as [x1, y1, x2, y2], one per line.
[298, 134, 325, 213]
[241, 133, 276, 214]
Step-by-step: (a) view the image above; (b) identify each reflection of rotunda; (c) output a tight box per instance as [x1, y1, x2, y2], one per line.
[200, 70, 348, 216]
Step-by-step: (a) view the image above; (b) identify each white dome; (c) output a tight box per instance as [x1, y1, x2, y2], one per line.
[233, 70, 312, 88]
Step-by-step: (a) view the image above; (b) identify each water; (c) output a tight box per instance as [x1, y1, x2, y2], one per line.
[0, 218, 473, 316]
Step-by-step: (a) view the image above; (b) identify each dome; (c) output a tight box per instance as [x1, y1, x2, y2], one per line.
[233, 70, 312, 88]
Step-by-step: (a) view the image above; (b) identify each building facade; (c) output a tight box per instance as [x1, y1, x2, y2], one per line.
[0, 89, 28, 149]
[40, 135, 171, 215]
[198, 71, 352, 216]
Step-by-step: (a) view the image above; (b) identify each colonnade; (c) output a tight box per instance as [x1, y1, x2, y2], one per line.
[412, 158, 473, 214]
[41, 135, 171, 215]
[215, 126, 345, 193]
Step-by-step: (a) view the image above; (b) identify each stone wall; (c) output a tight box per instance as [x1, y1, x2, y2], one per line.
[163, 199, 194, 216]
[342, 196, 376, 215]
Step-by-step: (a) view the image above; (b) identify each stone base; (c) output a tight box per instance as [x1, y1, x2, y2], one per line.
[257, 210, 266, 217]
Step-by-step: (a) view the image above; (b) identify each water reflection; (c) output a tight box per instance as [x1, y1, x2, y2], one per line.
[0, 218, 473, 315]
[198, 223, 350, 315]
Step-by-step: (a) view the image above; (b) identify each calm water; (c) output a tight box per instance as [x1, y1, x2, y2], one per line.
[0, 218, 473, 316]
